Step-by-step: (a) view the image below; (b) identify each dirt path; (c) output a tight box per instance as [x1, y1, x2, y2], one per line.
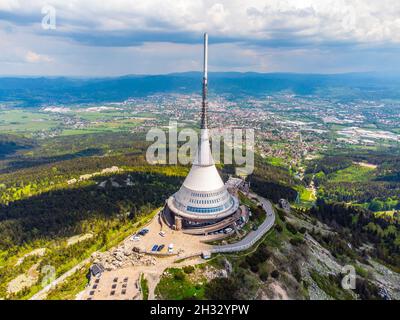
[30, 256, 92, 300]
[145, 270, 163, 300]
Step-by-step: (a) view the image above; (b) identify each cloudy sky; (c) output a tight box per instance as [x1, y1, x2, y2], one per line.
[1, 0, 400, 76]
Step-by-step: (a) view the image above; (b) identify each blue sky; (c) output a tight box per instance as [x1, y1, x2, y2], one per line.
[1, 0, 400, 76]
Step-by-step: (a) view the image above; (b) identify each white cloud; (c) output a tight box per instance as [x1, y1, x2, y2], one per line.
[25, 50, 53, 63]
[0, 0, 21, 11]
[1, 0, 400, 44]
[1, 0, 400, 75]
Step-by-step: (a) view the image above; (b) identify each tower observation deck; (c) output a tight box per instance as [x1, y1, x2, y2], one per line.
[164, 33, 240, 230]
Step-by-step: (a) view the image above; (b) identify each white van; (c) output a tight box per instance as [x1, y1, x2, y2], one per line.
[168, 243, 174, 253]
[224, 228, 233, 234]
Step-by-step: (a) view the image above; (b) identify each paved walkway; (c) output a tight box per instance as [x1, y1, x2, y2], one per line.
[211, 194, 275, 253]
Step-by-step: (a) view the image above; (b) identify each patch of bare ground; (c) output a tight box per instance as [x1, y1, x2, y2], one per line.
[191, 264, 226, 282]
[354, 162, 377, 169]
[15, 248, 46, 266]
[66, 233, 93, 246]
[7, 263, 40, 294]
[260, 281, 289, 300]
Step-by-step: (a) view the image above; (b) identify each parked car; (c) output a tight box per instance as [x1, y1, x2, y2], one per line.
[151, 244, 158, 252]
[159, 231, 166, 237]
[157, 244, 165, 252]
[138, 228, 150, 236]
[168, 243, 174, 253]
[131, 235, 140, 241]
[224, 227, 233, 234]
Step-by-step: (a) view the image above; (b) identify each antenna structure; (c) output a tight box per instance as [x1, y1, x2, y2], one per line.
[201, 33, 208, 129]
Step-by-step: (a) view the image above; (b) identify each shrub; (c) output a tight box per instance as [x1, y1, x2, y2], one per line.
[271, 270, 280, 279]
[183, 266, 195, 274]
[278, 210, 286, 221]
[299, 227, 307, 234]
[290, 238, 305, 246]
[286, 222, 298, 234]
[205, 277, 239, 300]
[194, 283, 202, 290]
[173, 270, 185, 281]
[245, 246, 271, 267]
[259, 245, 272, 259]
[355, 277, 382, 300]
[275, 224, 283, 233]
[259, 271, 269, 282]
[250, 264, 259, 273]
[250, 206, 264, 222]
[354, 265, 368, 278]
[292, 265, 302, 282]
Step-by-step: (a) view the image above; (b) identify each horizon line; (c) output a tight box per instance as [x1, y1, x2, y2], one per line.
[0, 70, 397, 79]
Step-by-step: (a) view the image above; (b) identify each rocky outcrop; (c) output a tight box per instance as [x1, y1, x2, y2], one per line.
[91, 242, 156, 271]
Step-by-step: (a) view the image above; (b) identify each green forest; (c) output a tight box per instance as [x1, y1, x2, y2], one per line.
[305, 149, 400, 211]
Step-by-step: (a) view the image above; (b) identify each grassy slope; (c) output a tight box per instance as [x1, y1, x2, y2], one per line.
[155, 267, 206, 300]
[329, 164, 376, 183]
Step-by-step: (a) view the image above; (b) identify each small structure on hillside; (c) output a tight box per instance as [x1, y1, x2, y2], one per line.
[90, 263, 104, 278]
[225, 177, 250, 195]
[279, 199, 291, 213]
[201, 251, 211, 259]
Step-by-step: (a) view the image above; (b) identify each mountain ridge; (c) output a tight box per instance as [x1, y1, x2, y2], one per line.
[1, 72, 400, 107]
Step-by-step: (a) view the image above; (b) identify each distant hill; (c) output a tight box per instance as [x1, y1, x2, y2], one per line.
[0, 72, 400, 107]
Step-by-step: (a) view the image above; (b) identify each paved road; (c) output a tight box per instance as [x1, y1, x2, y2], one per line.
[211, 194, 275, 254]
[30, 256, 92, 300]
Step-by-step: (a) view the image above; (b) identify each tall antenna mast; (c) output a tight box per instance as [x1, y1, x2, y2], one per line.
[201, 33, 208, 129]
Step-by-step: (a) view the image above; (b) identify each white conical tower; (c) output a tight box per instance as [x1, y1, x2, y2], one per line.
[180, 33, 223, 191]
[166, 33, 239, 228]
